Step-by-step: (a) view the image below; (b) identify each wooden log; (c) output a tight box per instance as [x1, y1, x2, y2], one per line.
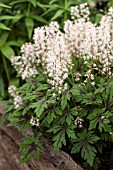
[0, 104, 83, 170]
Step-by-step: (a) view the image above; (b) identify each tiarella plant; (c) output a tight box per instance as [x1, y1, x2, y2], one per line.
[1, 3, 113, 169]
[0, 0, 110, 100]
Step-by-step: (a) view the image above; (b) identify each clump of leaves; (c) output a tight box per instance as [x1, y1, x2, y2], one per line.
[1, 55, 113, 169]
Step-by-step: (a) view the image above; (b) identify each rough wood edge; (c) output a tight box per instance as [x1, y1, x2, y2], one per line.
[0, 104, 83, 170]
[0, 124, 83, 170]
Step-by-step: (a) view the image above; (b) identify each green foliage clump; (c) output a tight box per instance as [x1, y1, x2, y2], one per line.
[2, 57, 113, 169]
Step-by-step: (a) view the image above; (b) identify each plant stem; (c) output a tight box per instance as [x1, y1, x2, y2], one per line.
[2, 55, 10, 83]
[27, 3, 31, 17]
[65, 0, 67, 9]
[64, 0, 68, 21]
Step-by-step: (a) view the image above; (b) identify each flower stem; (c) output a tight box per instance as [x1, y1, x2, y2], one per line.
[27, 3, 31, 17]
[64, 0, 68, 21]
[2, 55, 10, 83]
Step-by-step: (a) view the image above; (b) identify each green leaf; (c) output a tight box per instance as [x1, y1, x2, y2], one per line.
[36, 84, 49, 91]
[0, 15, 17, 20]
[31, 15, 48, 24]
[30, 99, 48, 118]
[61, 91, 70, 110]
[71, 141, 83, 154]
[0, 32, 9, 48]
[66, 128, 76, 139]
[0, 110, 9, 126]
[19, 136, 43, 163]
[89, 119, 98, 130]
[81, 144, 97, 166]
[6, 41, 21, 47]
[0, 3, 11, 8]
[70, 85, 81, 101]
[53, 130, 66, 153]
[12, 14, 24, 23]
[66, 113, 74, 125]
[67, 0, 77, 7]
[0, 23, 11, 31]
[34, 150, 40, 160]
[10, 0, 36, 7]
[41, 4, 61, 9]
[47, 111, 56, 124]
[47, 125, 61, 134]
[25, 17, 34, 39]
[95, 14, 103, 24]
[51, 9, 64, 20]
[20, 122, 31, 131]
[49, 0, 58, 5]
[1, 45, 15, 60]
[99, 121, 111, 132]
[0, 14, 24, 22]
[110, 0, 113, 7]
[71, 130, 99, 166]
[55, 108, 62, 115]
[41, 6, 59, 17]
[70, 89, 80, 96]
[88, 108, 112, 132]
[36, 1, 46, 10]
[9, 78, 19, 87]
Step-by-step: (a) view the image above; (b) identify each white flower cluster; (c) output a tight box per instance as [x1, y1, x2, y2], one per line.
[65, 5, 113, 77]
[8, 85, 16, 95]
[30, 116, 39, 126]
[33, 22, 60, 67]
[11, 43, 38, 80]
[10, 4, 113, 93]
[74, 72, 81, 82]
[11, 22, 72, 93]
[96, 12, 113, 76]
[71, 3, 90, 21]
[8, 85, 22, 109]
[33, 22, 72, 93]
[83, 69, 95, 86]
[64, 20, 97, 61]
[74, 117, 84, 128]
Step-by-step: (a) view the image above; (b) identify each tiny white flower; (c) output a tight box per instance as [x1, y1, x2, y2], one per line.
[91, 82, 95, 86]
[52, 93, 56, 97]
[30, 116, 40, 127]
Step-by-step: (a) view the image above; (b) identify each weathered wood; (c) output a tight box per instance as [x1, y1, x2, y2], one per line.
[42, 141, 83, 170]
[0, 125, 59, 170]
[0, 104, 83, 170]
